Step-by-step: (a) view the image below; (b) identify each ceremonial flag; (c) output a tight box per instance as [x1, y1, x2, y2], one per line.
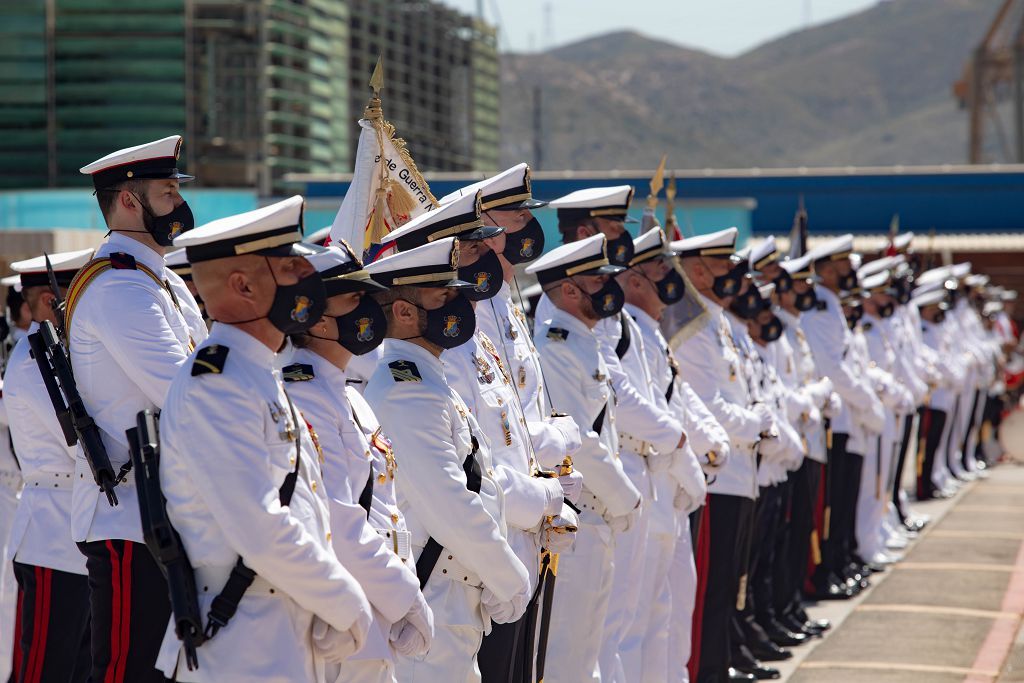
[329, 58, 437, 261]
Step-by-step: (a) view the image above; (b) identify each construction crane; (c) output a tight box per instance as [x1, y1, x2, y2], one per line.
[953, 0, 1024, 163]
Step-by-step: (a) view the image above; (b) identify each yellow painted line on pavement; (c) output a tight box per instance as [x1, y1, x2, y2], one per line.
[930, 529, 1024, 540]
[856, 604, 1018, 620]
[799, 661, 999, 677]
[893, 562, 1020, 573]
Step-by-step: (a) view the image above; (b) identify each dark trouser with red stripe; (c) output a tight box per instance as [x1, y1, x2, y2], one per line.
[695, 493, 755, 683]
[916, 407, 947, 500]
[11, 563, 90, 683]
[781, 459, 820, 611]
[77, 540, 171, 683]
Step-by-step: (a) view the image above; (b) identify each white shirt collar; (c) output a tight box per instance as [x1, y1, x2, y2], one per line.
[105, 232, 166, 275]
[207, 322, 278, 368]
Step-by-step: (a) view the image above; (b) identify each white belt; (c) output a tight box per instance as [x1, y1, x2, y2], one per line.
[194, 565, 278, 597]
[618, 431, 654, 457]
[576, 489, 608, 520]
[377, 528, 412, 561]
[23, 471, 74, 491]
[431, 551, 482, 588]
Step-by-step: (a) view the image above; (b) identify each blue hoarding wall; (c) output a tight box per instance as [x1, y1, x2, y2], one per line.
[301, 167, 1024, 237]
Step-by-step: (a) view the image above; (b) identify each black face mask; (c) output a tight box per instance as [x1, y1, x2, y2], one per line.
[846, 306, 862, 329]
[933, 310, 946, 324]
[134, 193, 194, 247]
[712, 263, 745, 299]
[582, 278, 625, 319]
[458, 249, 503, 302]
[730, 287, 763, 320]
[839, 270, 858, 292]
[502, 217, 545, 265]
[332, 297, 387, 355]
[773, 271, 793, 294]
[894, 278, 913, 305]
[408, 292, 476, 350]
[794, 287, 818, 312]
[655, 269, 686, 305]
[878, 301, 895, 319]
[759, 314, 784, 342]
[606, 232, 635, 267]
[267, 269, 327, 335]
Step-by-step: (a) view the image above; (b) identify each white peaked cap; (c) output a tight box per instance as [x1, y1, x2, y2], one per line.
[525, 233, 625, 285]
[671, 227, 739, 259]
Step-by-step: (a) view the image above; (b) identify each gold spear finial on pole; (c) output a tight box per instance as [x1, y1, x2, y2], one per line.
[647, 154, 667, 210]
[364, 56, 384, 120]
[665, 171, 679, 238]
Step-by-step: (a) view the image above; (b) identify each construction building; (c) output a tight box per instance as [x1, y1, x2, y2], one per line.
[0, 0, 500, 194]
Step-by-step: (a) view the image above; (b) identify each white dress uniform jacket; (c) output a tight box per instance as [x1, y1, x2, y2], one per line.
[284, 347, 424, 680]
[674, 296, 761, 500]
[534, 306, 641, 683]
[775, 310, 831, 464]
[442, 330, 563, 593]
[800, 285, 883, 443]
[478, 282, 581, 469]
[4, 323, 86, 575]
[365, 339, 529, 683]
[156, 323, 371, 682]
[69, 233, 207, 543]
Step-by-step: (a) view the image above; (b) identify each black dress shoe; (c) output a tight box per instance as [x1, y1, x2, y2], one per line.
[780, 613, 820, 637]
[749, 639, 792, 662]
[729, 667, 757, 681]
[807, 617, 832, 631]
[807, 576, 854, 600]
[764, 622, 809, 646]
[737, 664, 782, 680]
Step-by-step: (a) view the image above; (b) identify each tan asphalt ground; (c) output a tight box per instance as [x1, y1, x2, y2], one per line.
[770, 462, 1024, 682]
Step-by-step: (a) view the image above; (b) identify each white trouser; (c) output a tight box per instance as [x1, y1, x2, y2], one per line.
[543, 515, 616, 683]
[856, 426, 895, 558]
[620, 522, 675, 682]
[964, 389, 987, 473]
[599, 452, 650, 683]
[668, 515, 696, 683]
[933, 403, 957, 489]
[395, 623, 482, 683]
[0, 481, 20, 682]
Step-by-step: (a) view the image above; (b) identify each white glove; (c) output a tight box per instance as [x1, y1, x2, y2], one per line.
[758, 432, 787, 463]
[549, 414, 582, 457]
[752, 402, 776, 436]
[647, 450, 673, 474]
[674, 486, 703, 514]
[557, 469, 584, 505]
[542, 503, 579, 553]
[312, 612, 370, 663]
[823, 392, 842, 419]
[605, 495, 642, 533]
[481, 586, 529, 624]
[703, 441, 729, 473]
[389, 593, 434, 658]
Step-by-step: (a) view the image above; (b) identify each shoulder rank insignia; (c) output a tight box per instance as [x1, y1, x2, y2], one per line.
[282, 363, 315, 382]
[109, 252, 138, 270]
[547, 327, 569, 341]
[389, 360, 422, 382]
[815, 300, 828, 311]
[862, 322, 873, 332]
[191, 344, 229, 376]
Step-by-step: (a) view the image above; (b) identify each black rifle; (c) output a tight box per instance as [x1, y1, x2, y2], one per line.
[29, 320, 122, 506]
[128, 410, 205, 670]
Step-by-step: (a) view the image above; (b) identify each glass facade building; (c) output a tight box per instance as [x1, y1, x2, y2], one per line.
[0, 0, 499, 193]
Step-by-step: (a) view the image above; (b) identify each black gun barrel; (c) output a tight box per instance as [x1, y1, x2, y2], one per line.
[37, 321, 120, 506]
[129, 411, 205, 670]
[27, 331, 77, 447]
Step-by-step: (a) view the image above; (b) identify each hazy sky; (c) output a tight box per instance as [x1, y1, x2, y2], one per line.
[440, 0, 880, 56]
